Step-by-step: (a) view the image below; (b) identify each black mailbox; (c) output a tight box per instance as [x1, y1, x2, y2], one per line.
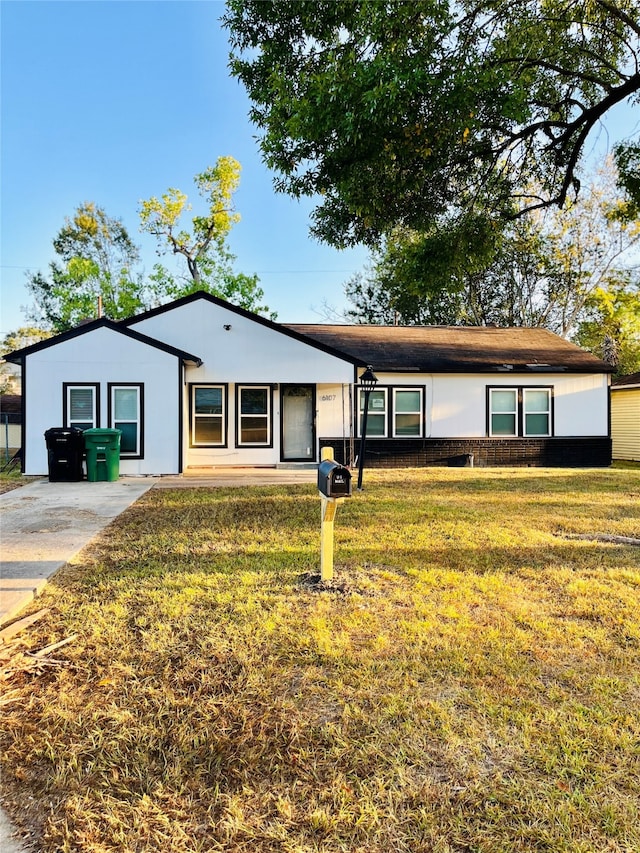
[318, 459, 352, 498]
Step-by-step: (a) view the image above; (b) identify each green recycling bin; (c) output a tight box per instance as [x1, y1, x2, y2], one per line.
[83, 428, 121, 482]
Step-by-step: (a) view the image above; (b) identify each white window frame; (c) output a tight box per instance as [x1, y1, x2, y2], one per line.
[191, 384, 227, 447]
[237, 385, 272, 447]
[109, 384, 142, 457]
[523, 388, 552, 437]
[392, 387, 424, 438]
[489, 388, 518, 437]
[357, 386, 388, 438]
[488, 386, 553, 437]
[65, 384, 98, 431]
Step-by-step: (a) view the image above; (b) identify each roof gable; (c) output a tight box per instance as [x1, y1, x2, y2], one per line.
[4, 318, 202, 365]
[121, 291, 361, 365]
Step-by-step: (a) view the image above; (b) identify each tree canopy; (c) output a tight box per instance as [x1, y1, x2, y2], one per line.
[224, 0, 640, 251]
[341, 160, 640, 373]
[140, 157, 274, 317]
[25, 203, 146, 332]
[23, 160, 272, 333]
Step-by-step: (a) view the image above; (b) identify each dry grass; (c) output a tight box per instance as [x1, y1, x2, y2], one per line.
[0, 468, 35, 495]
[1, 468, 639, 852]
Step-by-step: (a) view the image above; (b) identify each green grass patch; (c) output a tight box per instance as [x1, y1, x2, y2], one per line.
[1, 468, 639, 852]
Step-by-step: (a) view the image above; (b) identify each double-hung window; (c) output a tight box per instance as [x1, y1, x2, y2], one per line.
[358, 388, 387, 437]
[523, 389, 551, 436]
[64, 383, 98, 431]
[393, 388, 423, 437]
[237, 385, 272, 446]
[489, 388, 518, 436]
[488, 387, 552, 437]
[357, 386, 425, 437]
[191, 385, 226, 446]
[109, 384, 143, 456]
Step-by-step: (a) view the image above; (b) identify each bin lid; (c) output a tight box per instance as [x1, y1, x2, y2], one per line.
[83, 428, 122, 446]
[44, 427, 85, 437]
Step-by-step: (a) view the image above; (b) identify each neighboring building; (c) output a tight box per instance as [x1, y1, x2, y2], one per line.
[610, 372, 640, 462]
[5, 291, 613, 475]
[0, 394, 22, 455]
[0, 359, 21, 394]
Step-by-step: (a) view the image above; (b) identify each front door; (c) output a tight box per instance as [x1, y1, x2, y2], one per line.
[281, 385, 315, 461]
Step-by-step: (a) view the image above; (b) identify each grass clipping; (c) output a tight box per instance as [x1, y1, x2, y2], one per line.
[1, 468, 639, 852]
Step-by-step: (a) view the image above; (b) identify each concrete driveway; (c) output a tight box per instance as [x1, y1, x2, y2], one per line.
[0, 477, 155, 626]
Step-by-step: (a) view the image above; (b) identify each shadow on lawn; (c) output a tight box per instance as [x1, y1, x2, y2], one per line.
[49, 536, 638, 593]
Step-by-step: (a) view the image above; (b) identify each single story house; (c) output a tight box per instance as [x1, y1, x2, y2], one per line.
[5, 291, 613, 475]
[610, 372, 640, 462]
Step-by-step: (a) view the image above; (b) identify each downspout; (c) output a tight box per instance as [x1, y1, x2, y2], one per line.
[20, 358, 26, 473]
[178, 361, 185, 475]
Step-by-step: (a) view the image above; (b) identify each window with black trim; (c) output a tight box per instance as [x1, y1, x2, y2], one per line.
[488, 387, 552, 437]
[109, 384, 143, 457]
[357, 386, 426, 438]
[64, 383, 99, 430]
[237, 385, 272, 446]
[191, 384, 227, 446]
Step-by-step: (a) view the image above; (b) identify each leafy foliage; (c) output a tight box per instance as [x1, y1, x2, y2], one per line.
[25, 203, 147, 332]
[574, 282, 640, 375]
[140, 157, 275, 318]
[0, 327, 52, 393]
[0, 327, 52, 356]
[225, 0, 640, 254]
[344, 161, 640, 346]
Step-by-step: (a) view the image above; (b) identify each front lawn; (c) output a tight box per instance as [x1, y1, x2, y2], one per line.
[1, 468, 639, 852]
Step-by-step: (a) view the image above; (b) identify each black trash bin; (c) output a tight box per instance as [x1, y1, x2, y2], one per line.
[44, 427, 85, 482]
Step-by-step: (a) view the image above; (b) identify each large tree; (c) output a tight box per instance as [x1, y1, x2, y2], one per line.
[140, 157, 274, 318]
[574, 281, 640, 375]
[343, 161, 640, 338]
[26, 203, 147, 332]
[224, 0, 640, 254]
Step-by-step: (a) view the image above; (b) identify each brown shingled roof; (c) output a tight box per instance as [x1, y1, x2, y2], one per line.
[611, 372, 640, 387]
[284, 325, 611, 373]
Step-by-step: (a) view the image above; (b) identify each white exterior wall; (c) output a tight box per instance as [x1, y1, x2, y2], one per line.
[130, 301, 354, 384]
[183, 381, 354, 467]
[372, 372, 609, 437]
[131, 301, 354, 466]
[23, 327, 182, 475]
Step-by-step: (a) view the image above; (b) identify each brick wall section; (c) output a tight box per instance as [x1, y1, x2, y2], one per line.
[320, 438, 612, 468]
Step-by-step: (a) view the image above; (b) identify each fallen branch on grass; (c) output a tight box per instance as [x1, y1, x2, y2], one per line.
[28, 634, 79, 658]
[565, 533, 640, 546]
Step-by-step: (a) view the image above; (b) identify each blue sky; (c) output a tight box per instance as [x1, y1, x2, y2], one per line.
[0, 0, 369, 337]
[1, 1, 637, 340]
